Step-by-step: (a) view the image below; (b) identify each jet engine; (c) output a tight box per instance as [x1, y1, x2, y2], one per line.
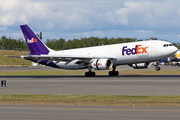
[91, 59, 113, 70]
[129, 62, 152, 69]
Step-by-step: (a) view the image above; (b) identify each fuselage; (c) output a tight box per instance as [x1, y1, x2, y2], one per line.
[43, 40, 177, 69]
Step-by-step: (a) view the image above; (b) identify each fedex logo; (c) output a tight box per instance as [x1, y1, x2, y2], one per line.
[122, 44, 148, 56]
[27, 38, 37, 43]
[93, 63, 102, 66]
[97, 63, 102, 66]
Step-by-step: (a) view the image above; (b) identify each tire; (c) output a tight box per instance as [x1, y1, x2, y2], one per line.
[155, 67, 161, 71]
[85, 72, 89, 76]
[85, 72, 95, 77]
[109, 71, 119, 76]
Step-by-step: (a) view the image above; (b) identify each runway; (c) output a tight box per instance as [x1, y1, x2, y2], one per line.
[1, 104, 180, 120]
[1, 75, 180, 95]
[1, 66, 180, 120]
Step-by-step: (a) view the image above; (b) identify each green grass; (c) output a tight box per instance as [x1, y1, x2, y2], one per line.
[1, 95, 180, 106]
[0, 50, 31, 65]
[0, 69, 179, 75]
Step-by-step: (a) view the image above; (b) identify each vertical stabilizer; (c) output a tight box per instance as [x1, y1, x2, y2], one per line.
[20, 25, 52, 55]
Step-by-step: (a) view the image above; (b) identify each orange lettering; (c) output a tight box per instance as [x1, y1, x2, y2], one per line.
[136, 45, 142, 54]
[142, 47, 147, 53]
[32, 38, 37, 43]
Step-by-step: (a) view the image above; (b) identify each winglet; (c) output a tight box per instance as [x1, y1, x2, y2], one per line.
[20, 25, 53, 55]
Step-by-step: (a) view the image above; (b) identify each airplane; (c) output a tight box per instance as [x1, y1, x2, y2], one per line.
[5, 25, 178, 76]
[160, 50, 180, 66]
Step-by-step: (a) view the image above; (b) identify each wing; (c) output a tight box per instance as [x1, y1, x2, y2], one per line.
[24, 54, 92, 65]
[5, 54, 117, 69]
[24, 54, 116, 64]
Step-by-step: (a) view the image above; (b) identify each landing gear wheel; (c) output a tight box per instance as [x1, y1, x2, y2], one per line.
[85, 72, 96, 77]
[176, 63, 179, 66]
[109, 71, 119, 76]
[155, 67, 161, 71]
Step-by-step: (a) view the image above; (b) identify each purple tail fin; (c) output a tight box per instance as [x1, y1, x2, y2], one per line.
[20, 25, 50, 55]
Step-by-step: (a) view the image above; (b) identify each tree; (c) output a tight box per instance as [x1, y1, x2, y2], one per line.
[173, 42, 180, 49]
[149, 37, 158, 40]
[36, 32, 42, 40]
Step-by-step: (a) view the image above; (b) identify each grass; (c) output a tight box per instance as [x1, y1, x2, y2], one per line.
[0, 50, 31, 65]
[0, 69, 179, 75]
[1, 94, 180, 106]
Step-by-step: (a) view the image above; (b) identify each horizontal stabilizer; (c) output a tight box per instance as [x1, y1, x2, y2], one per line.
[4, 55, 24, 58]
[20, 53, 29, 55]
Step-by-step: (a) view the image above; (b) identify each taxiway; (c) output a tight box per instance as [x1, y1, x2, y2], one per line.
[0, 104, 180, 120]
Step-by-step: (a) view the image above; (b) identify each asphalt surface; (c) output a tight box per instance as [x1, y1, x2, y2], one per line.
[1, 65, 180, 120]
[1, 104, 180, 120]
[1, 74, 180, 95]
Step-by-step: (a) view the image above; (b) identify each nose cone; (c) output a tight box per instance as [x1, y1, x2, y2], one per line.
[167, 46, 178, 57]
[172, 46, 178, 53]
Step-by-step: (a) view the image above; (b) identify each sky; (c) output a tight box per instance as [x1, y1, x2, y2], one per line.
[0, 0, 180, 43]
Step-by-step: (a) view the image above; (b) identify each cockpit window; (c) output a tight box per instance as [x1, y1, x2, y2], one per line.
[163, 44, 173, 47]
[163, 44, 168, 47]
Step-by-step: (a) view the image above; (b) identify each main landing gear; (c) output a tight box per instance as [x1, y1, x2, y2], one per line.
[85, 66, 119, 77]
[109, 66, 119, 76]
[155, 61, 161, 71]
[85, 67, 95, 77]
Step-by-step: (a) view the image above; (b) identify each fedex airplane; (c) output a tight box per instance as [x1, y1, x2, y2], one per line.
[6, 25, 178, 76]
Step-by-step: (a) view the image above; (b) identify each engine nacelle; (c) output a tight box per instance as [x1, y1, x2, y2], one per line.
[91, 59, 113, 70]
[129, 62, 152, 69]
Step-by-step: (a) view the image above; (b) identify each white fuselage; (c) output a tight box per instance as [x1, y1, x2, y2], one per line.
[44, 40, 177, 69]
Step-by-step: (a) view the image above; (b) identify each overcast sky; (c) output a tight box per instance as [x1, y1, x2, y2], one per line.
[0, 0, 180, 43]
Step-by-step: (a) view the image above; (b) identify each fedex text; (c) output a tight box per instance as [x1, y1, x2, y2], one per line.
[27, 38, 37, 43]
[122, 44, 148, 56]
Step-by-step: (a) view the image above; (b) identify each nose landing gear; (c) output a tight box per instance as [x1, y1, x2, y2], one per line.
[155, 61, 161, 71]
[155, 66, 161, 71]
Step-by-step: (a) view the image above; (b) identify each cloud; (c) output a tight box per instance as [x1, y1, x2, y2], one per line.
[0, 0, 180, 42]
[0, 26, 7, 31]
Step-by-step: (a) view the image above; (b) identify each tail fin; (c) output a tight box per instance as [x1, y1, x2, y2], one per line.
[20, 25, 53, 55]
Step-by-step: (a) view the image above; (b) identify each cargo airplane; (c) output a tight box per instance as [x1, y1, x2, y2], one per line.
[5, 25, 178, 76]
[160, 50, 180, 65]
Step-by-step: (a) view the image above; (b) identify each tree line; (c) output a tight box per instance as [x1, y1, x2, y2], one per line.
[0, 35, 180, 51]
[46, 37, 138, 50]
[0, 36, 29, 51]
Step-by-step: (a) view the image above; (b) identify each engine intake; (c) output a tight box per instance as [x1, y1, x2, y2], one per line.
[92, 59, 113, 70]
